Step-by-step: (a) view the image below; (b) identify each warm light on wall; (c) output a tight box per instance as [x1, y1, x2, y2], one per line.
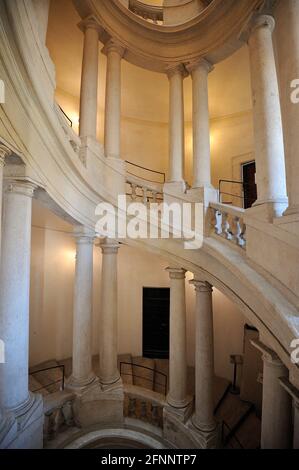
[63, 249, 76, 265]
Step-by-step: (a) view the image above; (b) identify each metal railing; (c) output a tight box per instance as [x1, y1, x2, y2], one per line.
[120, 362, 168, 396]
[58, 106, 72, 128]
[125, 160, 166, 184]
[219, 179, 257, 209]
[29, 365, 65, 393]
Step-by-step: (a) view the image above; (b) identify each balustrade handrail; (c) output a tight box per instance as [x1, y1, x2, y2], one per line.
[128, 0, 164, 22]
[120, 361, 168, 395]
[210, 201, 245, 218]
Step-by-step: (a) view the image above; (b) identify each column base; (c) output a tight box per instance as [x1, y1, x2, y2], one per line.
[163, 181, 187, 202]
[164, 396, 193, 424]
[188, 417, 221, 449]
[249, 197, 288, 221]
[65, 373, 99, 392]
[283, 204, 299, 217]
[99, 373, 122, 391]
[72, 379, 124, 428]
[0, 393, 43, 449]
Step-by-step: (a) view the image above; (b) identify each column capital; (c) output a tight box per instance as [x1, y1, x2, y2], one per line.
[73, 226, 95, 244]
[249, 15, 275, 37]
[190, 278, 213, 293]
[185, 58, 214, 75]
[102, 38, 125, 58]
[4, 179, 38, 198]
[166, 267, 186, 280]
[0, 144, 11, 166]
[78, 15, 101, 35]
[251, 340, 283, 367]
[166, 63, 188, 80]
[99, 238, 120, 254]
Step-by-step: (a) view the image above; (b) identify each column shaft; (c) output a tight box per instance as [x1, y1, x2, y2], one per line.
[188, 60, 213, 188]
[252, 341, 292, 449]
[79, 21, 99, 140]
[0, 180, 36, 411]
[191, 280, 216, 431]
[99, 240, 120, 386]
[248, 15, 287, 214]
[167, 65, 186, 183]
[69, 230, 95, 388]
[166, 267, 188, 408]
[262, 358, 292, 448]
[275, 0, 299, 215]
[104, 41, 124, 158]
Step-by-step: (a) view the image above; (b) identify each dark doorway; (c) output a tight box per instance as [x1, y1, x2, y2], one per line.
[242, 161, 257, 209]
[143, 288, 170, 359]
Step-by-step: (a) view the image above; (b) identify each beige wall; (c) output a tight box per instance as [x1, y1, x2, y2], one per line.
[29, 223, 246, 383]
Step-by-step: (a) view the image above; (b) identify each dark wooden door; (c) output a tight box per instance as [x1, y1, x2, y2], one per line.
[143, 287, 170, 359]
[242, 161, 257, 209]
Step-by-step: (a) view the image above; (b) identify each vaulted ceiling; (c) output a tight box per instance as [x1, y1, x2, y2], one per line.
[47, 0, 252, 124]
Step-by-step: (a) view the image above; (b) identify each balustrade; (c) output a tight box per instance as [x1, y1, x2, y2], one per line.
[210, 203, 246, 249]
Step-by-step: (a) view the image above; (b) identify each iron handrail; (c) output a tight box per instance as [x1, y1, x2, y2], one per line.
[219, 179, 257, 208]
[120, 361, 168, 395]
[58, 106, 73, 128]
[29, 365, 65, 393]
[126, 161, 166, 184]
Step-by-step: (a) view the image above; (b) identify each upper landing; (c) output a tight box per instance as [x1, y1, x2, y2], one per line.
[73, 0, 269, 72]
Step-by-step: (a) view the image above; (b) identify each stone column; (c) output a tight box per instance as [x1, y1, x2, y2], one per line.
[252, 341, 292, 449]
[79, 18, 100, 140]
[0, 145, 11, 253]
[0, 180, 37, 413]
[99, 239, 120, 386]
[190, 279, 216, 432]
[274, 0, 299, 216]
[248, 15, 288, 217]
[279, 377, 299, 449]
[166, 267, 188, 409]
[187, 59, 213, 189]
[167, 65, 187, 185]
[103, 40, 124, 159]
[67, 228, 96, 389]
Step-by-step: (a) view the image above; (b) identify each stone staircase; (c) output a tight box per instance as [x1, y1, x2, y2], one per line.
[29, 355, 261, 449]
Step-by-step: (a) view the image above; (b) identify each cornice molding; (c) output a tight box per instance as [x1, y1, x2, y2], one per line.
[73, 0, 266, 73]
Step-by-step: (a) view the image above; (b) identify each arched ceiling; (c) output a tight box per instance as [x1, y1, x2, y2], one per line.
[73, 0, 265, 72]
[47, 0, 253, 124]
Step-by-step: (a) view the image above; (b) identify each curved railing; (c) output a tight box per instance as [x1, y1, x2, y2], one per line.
[128, 0, 164, 24]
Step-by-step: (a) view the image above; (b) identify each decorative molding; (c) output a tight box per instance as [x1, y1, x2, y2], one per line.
[249, 14, 275, 36]
[166, 63, 188, 79]
[102, 38, 126, 58]
[78, 15, 102, 35]
[251, 339, 283, 366]
[0, 144, 12, 166]
[190, 278, 213, 293]
[100, 238, 120, 254]
[5, 179, 38, 198]
[166, 266, 187, 280]
[185, 58, 214, 74]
